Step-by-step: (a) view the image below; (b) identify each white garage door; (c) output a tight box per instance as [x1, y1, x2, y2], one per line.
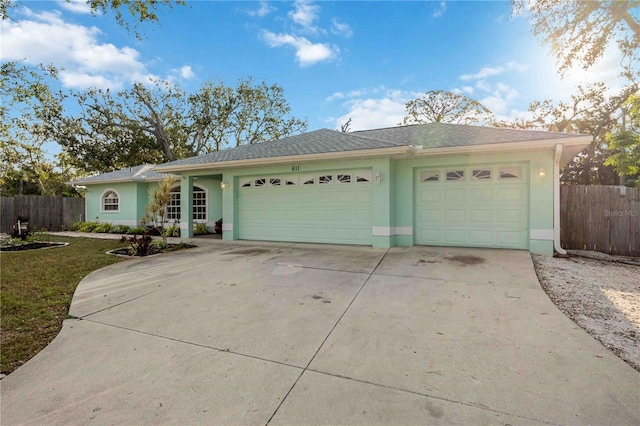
[238, 170, 373, 245]
[415, 164, 529, 249]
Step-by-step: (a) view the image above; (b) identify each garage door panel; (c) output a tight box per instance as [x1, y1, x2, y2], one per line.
[419, 189, 441, 202]
[469, 209, 493, 223]
[443, 209, 466, 223]
[468, 188, 495, 203]
[444, 189, 466, 202]
[497, 231, 527, 246]
[415, 164, 528, 250]
[497, 209, 524, 224]
[443, 230, 467, 244]
[418, 209, 441, 220]
[468, 230, 494, 244]
[497, 187, 527, 202]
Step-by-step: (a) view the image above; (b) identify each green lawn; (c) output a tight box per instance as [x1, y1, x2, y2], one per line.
[1, 235, 128, 375]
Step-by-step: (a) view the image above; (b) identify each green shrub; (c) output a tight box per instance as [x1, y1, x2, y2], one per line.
[94, 222, 114, 233]
[112, 224, 131, 234]
[128, 226, 147, 235]
[194, 222, 209, 235]
[119, 233, 155, 256]
[76, 221, 100, 233]
[165, 223, 180, 237]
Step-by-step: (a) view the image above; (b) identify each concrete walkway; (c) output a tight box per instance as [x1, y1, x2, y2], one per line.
[2, 240, 639, 425]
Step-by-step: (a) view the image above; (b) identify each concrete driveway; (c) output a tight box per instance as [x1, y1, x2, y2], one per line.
[2, 242, 639, 425]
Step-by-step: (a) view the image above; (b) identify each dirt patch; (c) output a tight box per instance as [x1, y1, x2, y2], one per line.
[444, 255, 485, 265]
[533, 254, 640, 372]
[223, 248, 271, 256]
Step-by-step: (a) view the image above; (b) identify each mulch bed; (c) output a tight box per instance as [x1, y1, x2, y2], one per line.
[108, 243, 196, 257]
[0, 242, 68, 252]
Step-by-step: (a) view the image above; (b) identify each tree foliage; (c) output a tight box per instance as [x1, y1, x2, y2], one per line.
[0, 61, 79, 195]
[61, 78, 308, 174]
[604, 94, 640, 185]
[494, 83, 638, 185]
[1, 0, 185, 39]
[512, 0, 640, 77]
[403, 90, 493, 125]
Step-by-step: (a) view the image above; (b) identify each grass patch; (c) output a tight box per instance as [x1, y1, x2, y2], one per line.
[0, 235, 128, 375]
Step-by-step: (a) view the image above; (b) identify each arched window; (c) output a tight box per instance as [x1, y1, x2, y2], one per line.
[101, 190, 119, 212]
[166, 186, 207, 221]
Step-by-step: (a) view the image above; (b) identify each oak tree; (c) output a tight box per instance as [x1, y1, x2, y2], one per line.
[62, 78, 308, 173]
[1, 0, 185, 39]
[403, 90, 493, 125]
[512, 0, 640, 77]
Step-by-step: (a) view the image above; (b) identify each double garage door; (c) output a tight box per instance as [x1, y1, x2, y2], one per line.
[238, 170, 373, 245]
[414, 164, 529, 249]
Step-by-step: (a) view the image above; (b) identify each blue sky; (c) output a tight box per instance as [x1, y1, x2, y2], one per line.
[1, 0, 624, 133]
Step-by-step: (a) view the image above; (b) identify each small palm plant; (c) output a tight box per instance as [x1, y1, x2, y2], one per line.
[142, 175, 177, 247]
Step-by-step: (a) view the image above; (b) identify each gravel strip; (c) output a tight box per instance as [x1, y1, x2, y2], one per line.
[532, 254, 640, 372]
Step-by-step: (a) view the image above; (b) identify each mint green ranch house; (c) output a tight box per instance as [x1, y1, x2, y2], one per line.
[71, 123, 591, 255]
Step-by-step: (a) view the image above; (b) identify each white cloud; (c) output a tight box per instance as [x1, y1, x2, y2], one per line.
[462, 86, 474, 94]
[331, 18, 353, 38]
[58, 0, 92, 14]
[247, 1, 274, 17]
[332, 88, 421, 131]
[288, 0, 320, 33]
[261, 30, 336, 66]
[0, 8, 149, 90]
[480, 84, 519, 114]
[60, 72, 121, 90]
[433, 1, 446, 18]
[475, 80, 492, 92]
[460, 61, 527, 81]
[326, 91, 344, 102]
[179, 65, 195, 79]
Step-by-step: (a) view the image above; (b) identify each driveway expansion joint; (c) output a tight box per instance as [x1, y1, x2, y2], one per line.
[265, 248, 391, 425]
[304, 368, 560, 426]
[81, 318, 307, 372]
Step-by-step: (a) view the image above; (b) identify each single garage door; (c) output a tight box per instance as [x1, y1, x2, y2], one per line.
[415, 164, 529, 249]
[238, 170, 373, 245]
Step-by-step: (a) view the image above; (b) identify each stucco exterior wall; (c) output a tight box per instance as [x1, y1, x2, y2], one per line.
[86, 182, 145, 226]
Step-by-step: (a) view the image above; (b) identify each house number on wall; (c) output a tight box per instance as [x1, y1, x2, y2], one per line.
[291, 165, 300, 172]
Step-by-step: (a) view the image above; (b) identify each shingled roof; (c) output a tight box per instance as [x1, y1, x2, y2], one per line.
[71, 164, 174, 185]
[156, 123, 585, 171]
[74, 123, 590, 182]
[353, 122, 580, 149]
[155, 129, 400, 170]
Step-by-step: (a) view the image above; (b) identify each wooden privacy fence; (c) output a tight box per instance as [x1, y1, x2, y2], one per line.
[0, 195, 85, 234]
[561, 185, 640, 257]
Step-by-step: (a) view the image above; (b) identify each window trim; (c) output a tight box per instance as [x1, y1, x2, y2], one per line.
[471, 168, 492, 181]
[100, 188, 120, 213]
[445, 169, 465, 182]
[420, 170, 440, 183]
[498, 166, 523, 180]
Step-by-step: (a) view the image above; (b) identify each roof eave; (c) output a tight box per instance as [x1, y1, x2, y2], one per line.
[69, 175, 171, 186]
[409, 136, 592, 157]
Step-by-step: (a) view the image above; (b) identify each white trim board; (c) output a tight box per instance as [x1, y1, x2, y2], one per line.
[530, 229, 554, 240]
[372, 226, 414, 237]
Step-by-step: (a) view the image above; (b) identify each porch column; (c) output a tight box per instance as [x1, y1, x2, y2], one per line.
[180, 175, 194, 238]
